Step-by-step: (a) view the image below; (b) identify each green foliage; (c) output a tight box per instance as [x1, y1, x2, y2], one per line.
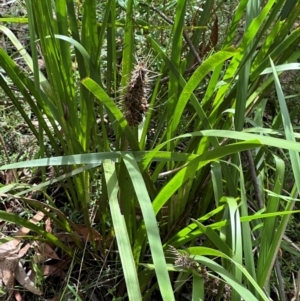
[1, 0, 300, 300]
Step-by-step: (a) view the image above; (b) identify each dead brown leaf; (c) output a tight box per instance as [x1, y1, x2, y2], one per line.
[0, 211, 45, 297]
[200, 16, 219, 56]
[0, 240, 21, 259]
[45, 218, 52, 233]
[56, 225, 102, 244]
[5, 170, 17, 185]
[36, 243, 60, 261]
[17, 244, 31, 258]
[0, 257, 42, 296]
[15, 262, 42, 296]
[55, 233, 74, 244]
[0, 257, 17, 289]
[42, 264, 66, 279]
[0, 211, 45, 260]
[14, 290, 24, 301]
[78, 226, 101, 242]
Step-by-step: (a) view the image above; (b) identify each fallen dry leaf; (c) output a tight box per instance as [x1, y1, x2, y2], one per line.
[14, 290, 24, 301]
[0, 257, 42, 296]
[43, 264, 66, 279]
[15, 262, 42, 296]
[5, 170, 17, 185]
[35, 243, 60, 261]
[55, 233, 74, 244]
[0, 211, 45, 297]
[0, 211, 45, 260]
[0, 240, 21, 259]
[45, 218, 52, 233]
[78, 226, 101, 242]
[17, 244, 31, 258]
[56, 226, 102, 244]
[0, 257, 18, 289]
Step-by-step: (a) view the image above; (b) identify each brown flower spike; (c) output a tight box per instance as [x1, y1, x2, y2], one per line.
[124, 61, 150, 126]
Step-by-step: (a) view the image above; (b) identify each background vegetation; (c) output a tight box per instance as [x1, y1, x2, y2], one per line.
[1, 0, 300, 300]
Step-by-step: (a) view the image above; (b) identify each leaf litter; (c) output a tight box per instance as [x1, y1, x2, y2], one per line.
[0, 211, 45, 298]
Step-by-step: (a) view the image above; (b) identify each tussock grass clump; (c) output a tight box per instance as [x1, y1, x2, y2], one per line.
[123, 61, 150, 126]
[2, 0, 300, 300]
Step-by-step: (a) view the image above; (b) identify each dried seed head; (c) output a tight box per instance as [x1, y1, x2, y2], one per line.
[123, 61, 150, 126]
[168, 245, 199, 271]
